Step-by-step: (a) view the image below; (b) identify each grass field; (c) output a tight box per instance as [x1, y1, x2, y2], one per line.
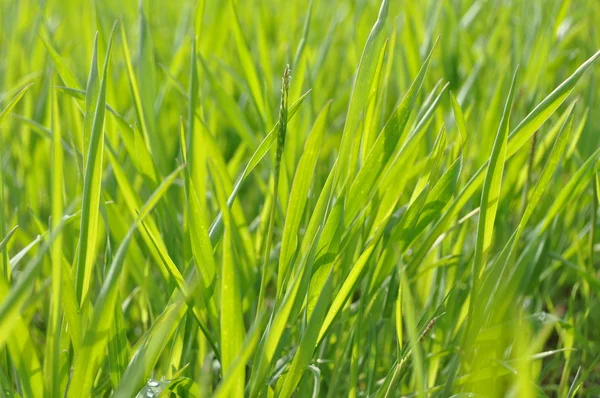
[1, 0, 600, 396]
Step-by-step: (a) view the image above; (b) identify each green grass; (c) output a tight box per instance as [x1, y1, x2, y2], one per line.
[1, 0, 600, 396]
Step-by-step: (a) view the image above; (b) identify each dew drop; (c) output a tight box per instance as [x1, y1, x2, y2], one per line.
[537, 312, 546, 322]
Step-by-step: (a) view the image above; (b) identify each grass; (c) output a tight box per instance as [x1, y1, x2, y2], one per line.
[1, 0, 600, 396]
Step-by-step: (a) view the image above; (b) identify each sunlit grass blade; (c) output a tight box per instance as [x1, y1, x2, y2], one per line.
[335, 0, 389, 188]
[228, 0, 269, 125]
[42, 81, 64, 398]
[470, 68, 518, 316]
[211, 160, 246, 398]
[507, 50, 600, 156]
[277, 101, 330, 292]
[213, 311, 268, 398]
[38, 29, 80, 89]
[0, 274, 44, 398]
[120, 24, 153, 166]
[181, 120, 219, 327]
[82, 33, 99, 163]
[74, 25, 114, 306]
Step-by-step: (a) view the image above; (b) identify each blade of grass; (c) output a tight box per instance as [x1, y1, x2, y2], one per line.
[42, 80, 64, 398]
[0, 83, 34, 127]
[211, 160, 246, 398]
[82, 33, 99, 164]
[277, 101, 330, 294]
[468, 68, 518, 326]
[120, 23, 153, 168]
[74, 25, 115, 306]
[0, 226, 18, 254]
[228, 0, 269, 126]
[335, 0, 390, 188]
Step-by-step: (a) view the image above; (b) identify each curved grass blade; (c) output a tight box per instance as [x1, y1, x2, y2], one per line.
[507, 49, 600, 156]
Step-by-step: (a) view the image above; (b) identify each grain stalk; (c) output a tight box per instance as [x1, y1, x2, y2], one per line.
[256, 65, 290, 317]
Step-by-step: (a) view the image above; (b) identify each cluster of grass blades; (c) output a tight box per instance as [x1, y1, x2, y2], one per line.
[1, 0, 600, 396]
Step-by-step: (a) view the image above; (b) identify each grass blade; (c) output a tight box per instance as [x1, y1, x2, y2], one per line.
[278, 101, 330, 292]
[42, 80, 64, 398]
[336, 0, 389, 187]
[211, 160, 246, 397]
[74, 25, 114, 306]
[0, 83, 33, 127]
